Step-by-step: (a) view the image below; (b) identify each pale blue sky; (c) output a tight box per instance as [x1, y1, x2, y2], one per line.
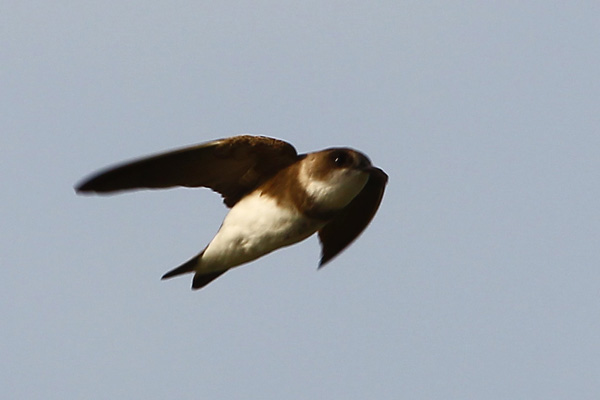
[2, 2, 599, 399]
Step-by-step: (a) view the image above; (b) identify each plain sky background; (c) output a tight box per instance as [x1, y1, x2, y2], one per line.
[2, 2, 599, 399]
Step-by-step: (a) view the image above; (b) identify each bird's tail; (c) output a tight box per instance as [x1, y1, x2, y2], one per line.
[192, 270, 227, 290]
[161, 251, 204, 280]
[161, 250, 227, 290]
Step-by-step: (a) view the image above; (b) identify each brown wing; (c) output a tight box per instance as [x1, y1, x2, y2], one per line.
[318, 167, 388, 267]
[75, 135, 299, 207]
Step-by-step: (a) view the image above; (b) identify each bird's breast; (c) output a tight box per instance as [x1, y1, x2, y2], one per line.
[200, 191, 323, 270]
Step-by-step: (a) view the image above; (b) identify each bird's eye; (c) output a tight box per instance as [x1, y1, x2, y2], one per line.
[332, 151, 349, 167]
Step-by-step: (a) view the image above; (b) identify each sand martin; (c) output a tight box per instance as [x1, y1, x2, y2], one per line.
[76, 135, 388, 290]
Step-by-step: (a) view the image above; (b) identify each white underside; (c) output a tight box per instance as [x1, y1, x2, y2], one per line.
[199, 191, 323, 272]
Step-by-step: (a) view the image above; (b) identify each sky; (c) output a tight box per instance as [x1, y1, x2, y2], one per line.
[2, 1, 599, 399]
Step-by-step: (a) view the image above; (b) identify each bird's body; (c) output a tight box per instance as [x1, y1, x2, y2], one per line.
[76, 135, 387, 290]
[200, 190, 323, 272]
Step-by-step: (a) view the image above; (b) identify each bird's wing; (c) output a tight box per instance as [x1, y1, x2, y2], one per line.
[318, 167, 388, 266]
[75, 135, 299, 207]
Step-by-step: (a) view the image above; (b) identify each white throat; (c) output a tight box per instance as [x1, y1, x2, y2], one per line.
[299, 161, 368, 210]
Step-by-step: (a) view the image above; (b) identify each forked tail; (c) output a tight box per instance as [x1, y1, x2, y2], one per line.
[162, 250, 227, 290]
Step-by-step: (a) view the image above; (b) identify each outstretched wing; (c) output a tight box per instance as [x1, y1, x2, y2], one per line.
[318, 167, 388, 267]
[75, 135, 299, 207]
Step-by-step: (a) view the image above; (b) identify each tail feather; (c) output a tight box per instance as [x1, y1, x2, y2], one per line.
[192, 270, 227, 290]
[161, 250, 228, 290]
[161, 252, 203, 280]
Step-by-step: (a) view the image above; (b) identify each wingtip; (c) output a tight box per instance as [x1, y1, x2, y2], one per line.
[73, 182, 84, 194]
[317, 255, 333, 269]
[74, 179, 96, 194]
[160, 273, 171, 281]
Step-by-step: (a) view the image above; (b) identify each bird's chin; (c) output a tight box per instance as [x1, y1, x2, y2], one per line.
[311, 169, 368, 210]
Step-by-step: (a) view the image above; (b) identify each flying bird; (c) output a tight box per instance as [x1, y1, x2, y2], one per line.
[75, 135, 388, 290]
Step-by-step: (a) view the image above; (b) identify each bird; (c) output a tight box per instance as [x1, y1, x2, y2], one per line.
[75, 135, 388, 290]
